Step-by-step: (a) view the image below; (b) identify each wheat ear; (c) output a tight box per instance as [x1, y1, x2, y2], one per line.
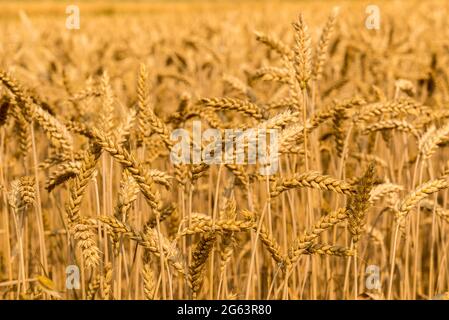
[312, 7, 339, 80]
[271, 171, 353, 197]
[419, 122, 449, 160]
[189, 233, 216, 299]
[288, 208, 348, 265]
[254, 31, 294, 60]
[396, 178, 449, 223]
[292, 14, 312, 90]
[90, 127, 162, 215]
[305, 243, 354, 257]
[347, 163, 376, 243]
[8, 176, 36, 212]
[142, 252, 158, 300]
[200, 97, 263, 120]
[97, 216, 186, 276]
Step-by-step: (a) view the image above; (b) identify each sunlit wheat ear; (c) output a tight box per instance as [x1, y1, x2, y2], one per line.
[259, 225, 285, 266]
[200, 97, 263, 120]
[0, 72, 74, 155]
[90, 127, 162, 215]
[0, 70, 34, 117]
[356, 98, 429, 123]
[136, 63, 149, 145]
[219, 234, 236, 276]
[272, 98, 362, 154]
[107, 169, 140, 254]
[305, 243, 354, 257]
[420, 199, 449, 224]
[45, 160, 81, 192]
[179, 213, 212, 228]
[183, 104, 225, 129]
[312, 7, 339, 81]
[9, 97, 31, 160]
[252, 67, 291, 85]
[369, 183, 404, 204]
[87, 273, 101, 300]
[222, 163, 250, 188]
[32, 102, 74, 155]
[189, 232, 216, 299]
[419, 122, 449, 160]
[69, 85, 101, 103]
[395, 178, 449, 228]
[329, 98, 366, 157]
[8, 176, 36, 212]
[101, 262, 113, 300]
[178, 218, 256, 237]
[218, 190, 236, 266]
[275, 123, 308, 154]
[254, 31, 294, 61]
[292, 13, 312, 90]
[134, 70, 173, 149]
[86, 262, 112, 300]
[417, 110, 449, 128]
[115, 169, 139, 221]
[143, 203, 176, 233]
[270, 171, 354, 197]
[332, 108, 346, 157]
[143, 137, 169, 162]
[287, 208, 348, 265]
[258, 109, 299, 130]
[64, 144, 102, 267]
[65, 120, 96, 140]
[142, 253, 158, 300]
[363, 119, 420, 139]
[242, 210, 285, 266]
[347, 163, 376, 244]
[99, 71, 115, 137]
[97, 216, 186, 276]
[72, 222, 101, 268]
[147, 169, 173, 189]
[66, 144, 102, 225]
[115, 108, 136, 147]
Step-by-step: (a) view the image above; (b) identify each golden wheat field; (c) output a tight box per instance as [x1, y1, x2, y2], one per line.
[1, 0, 449, 301]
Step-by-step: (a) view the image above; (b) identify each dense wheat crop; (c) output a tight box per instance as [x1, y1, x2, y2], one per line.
[1, 0, 449, 300]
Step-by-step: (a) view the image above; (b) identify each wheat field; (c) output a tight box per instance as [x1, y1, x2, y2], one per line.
[1, 0, 449, 300]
